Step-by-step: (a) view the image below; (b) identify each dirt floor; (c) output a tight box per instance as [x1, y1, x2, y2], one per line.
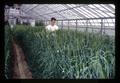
[12, 39, 32, 79]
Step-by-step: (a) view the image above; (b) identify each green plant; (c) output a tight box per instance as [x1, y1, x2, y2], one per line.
[12, 25, 115, 79]
[5, 25, 12, 79]
[35, 20, 45, 26]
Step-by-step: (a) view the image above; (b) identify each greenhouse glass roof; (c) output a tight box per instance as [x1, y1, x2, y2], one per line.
[20, 4, 115, 20]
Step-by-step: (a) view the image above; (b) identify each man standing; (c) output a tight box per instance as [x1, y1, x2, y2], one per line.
[45, 17, 59, 31]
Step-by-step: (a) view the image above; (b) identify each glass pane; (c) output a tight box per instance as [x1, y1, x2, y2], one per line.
[48, 4, 67, 11]
[59, 10, 81, 19]
[34, 6, 53, 14]
[66, 4, 77, 7]
[109, 4, 115, 9]
[73, 8, 90, 18]
[88, 4, 96, 8]
[80, 7, 98, 18]
[95, 10, 108, 17]
[106, 13, 114, 17]
[101, 4, 114, 13]
[75, 8, 93, 18]
[85, 7, 103, 17]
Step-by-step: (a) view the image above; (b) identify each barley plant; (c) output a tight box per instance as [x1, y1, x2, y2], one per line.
[5, 25, 13, 79]
[7, 25, 115, 79]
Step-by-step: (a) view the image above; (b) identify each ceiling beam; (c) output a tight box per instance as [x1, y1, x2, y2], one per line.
[23, 4, 40, 13]
[46, 17, 115, 21]
[40, 5, 88, 16]
[63, 4, 88, 18]
[21, 9, 48, 20]
[92, 4, 112, 17]
[45, 5, 68, 19]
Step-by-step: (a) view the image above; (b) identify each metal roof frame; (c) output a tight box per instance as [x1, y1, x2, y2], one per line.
[45, 5, 68, 19]
[84, 6, 102, 18]
[100, 4, 114, 14]
[24, 4, 39, 13]
[15, 4, 115, 21]
[85, 5, 106, 18]
[63, 4, 87, 18]
[49, 17, 114, 21]
[39, 5, 88, 16]
[92, 4, 113, 17]
[21, 9, 48, 20]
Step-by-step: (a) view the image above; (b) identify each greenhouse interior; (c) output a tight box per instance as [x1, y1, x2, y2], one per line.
[5, 4, 115, 79]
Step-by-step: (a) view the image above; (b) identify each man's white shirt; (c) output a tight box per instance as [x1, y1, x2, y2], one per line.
[45, 25, 59, 31]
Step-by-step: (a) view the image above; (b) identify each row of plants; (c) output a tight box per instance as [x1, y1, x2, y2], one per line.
[12, 25, 115, 79]
[5, 25, 13, 79]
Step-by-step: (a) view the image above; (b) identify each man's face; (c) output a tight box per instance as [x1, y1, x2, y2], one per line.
[51, 20, 56, 26]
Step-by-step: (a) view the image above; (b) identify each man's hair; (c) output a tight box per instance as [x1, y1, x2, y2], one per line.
[51, 17, 56, 21]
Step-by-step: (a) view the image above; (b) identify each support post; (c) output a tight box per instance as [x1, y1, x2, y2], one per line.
[68, 20, 69, 30]
[101, 19, 103, 35]
[62, 20, 63, 29]
[86, 19, 88, 32]
[76, 20, 77, 31]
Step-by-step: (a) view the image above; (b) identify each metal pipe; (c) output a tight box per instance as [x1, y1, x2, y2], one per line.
[46, 17, 115, 21]
[62, 20, 63, 29]
[76, 20, 77, 31]
[68, 20, 69, 30]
